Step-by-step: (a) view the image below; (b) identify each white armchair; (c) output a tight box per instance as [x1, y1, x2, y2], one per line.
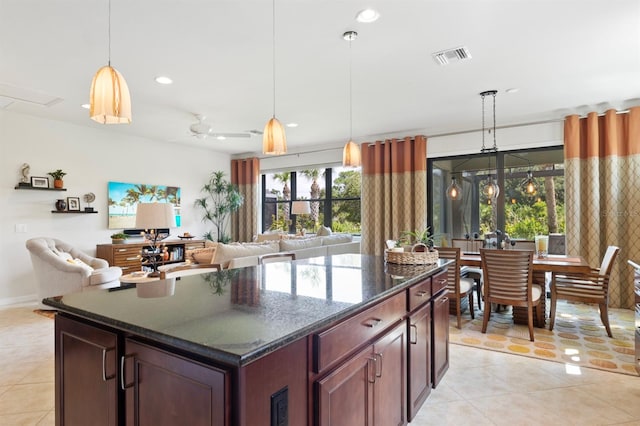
[26, 237, 122, 303]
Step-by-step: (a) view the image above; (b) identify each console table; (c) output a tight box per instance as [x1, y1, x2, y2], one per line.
[96, 239, 205, 273]
[44, 254, 450, 425]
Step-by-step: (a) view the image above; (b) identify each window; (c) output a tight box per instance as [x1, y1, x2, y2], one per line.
[428, 146, 564, 244]
[262, 167, 361, 234]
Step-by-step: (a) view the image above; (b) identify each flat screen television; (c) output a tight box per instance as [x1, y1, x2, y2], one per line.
[108, 181, 181, 230]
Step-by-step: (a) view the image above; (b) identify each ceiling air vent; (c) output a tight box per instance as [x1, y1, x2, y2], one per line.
[432, 46, 472, 66]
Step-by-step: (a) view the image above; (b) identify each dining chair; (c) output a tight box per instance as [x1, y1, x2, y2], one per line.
[452, 239, 484, 309]
[258, 252, 296, 264]
[549, 245, 620, 337]
[480, 249, 541, 341]
[160, 263, 222, 279]
[436, 247, 476, 329]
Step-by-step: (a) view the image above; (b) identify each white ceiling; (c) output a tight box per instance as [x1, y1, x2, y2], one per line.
[1, 0, 639, 156]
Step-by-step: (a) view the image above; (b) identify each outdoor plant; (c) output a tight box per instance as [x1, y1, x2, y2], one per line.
[194, 171, 244, 243]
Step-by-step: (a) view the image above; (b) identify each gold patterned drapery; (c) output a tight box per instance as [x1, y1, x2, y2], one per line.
[231, 158, 260, 242]
[361, 136, 428, 255]
[564, 107, 640, 309]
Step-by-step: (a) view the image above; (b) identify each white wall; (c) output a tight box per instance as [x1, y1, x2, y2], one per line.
[0, 110, 230, 305]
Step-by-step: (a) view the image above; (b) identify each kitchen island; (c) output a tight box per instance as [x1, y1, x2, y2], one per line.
[45, 254, 450, 425]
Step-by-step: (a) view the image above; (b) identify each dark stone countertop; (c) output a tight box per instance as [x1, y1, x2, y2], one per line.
[44, 254, 449, 367]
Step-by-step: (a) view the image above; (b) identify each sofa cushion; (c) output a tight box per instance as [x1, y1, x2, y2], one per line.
[316, 226, 332, 237]
[214, 242, 280, 268]
[320, 234, 353, 246]
[255, 233, 284, 242]
[189, 247, 217, 264]
[279, 237, 322, 252]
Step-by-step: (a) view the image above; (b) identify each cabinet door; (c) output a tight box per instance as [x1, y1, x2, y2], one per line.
[316, 347, 374, 426]
[123, 339, 228, 426]
[55, 315, 119, 426]
[432, 291, 450, 388]
[407, 302, 431, 421]
[372, 322, 407, 426]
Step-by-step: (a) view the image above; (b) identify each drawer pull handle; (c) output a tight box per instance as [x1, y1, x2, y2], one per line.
[439, 297, 449, 305]
[438, 279, 447, 285]
[117, 249, 127, 252]
[363, 318, 382, 328]
[409, 324, 418, 344]
[415, 290, 428, 297]
[101, 347, 116, 381]
[120, 354, 135, 390]
[367, 357, 377, 383]
[374, 353, 383, 378]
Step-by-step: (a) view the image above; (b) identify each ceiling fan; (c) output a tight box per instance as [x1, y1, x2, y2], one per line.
[189, 114, 261, 140]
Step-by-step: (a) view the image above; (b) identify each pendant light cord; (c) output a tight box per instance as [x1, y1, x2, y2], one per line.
[492, 91, 497, 150]
[349, 37, 353, 141]
[272, 0, 276, 118]
[107, 0, 111, 66]
[481, 92, 486, 152]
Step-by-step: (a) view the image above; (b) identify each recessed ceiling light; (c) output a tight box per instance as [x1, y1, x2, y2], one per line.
[286, 123, 298, 128]
[81, 104, 90, 109]
[154, 76, 173, 85]
[216, 136, 226, 140]
[356, 8, 380, 23]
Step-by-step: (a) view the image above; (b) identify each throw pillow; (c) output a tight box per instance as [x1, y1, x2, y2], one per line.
[213, 241, 280, 268]
[66, 258, 95, 272]
[316, 226, 332, 237]
[189, 247, 217, 264]
[255, 233, 283, 242]
[279, 237, 322, 251]
[320, 234, 353, 246]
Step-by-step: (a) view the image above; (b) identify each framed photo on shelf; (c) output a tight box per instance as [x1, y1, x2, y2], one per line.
[67, 197, 80, 211]
[31, 176, 49, 188]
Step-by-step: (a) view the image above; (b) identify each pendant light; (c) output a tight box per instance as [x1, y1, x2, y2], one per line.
[89, 0, 131, 124]
[480, 90, 499, 200]
[342, 30, 361, 167]
[446, 176, 462, 200]
[263, 0, 287, 155]
[522, 170, 537, 194]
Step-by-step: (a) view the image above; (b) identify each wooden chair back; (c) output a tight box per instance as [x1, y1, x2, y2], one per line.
[451, 238, 483, 253]
[480, 249, 534, 308]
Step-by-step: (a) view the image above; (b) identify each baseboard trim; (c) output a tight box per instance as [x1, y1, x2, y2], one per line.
[0, 294, 38, 307]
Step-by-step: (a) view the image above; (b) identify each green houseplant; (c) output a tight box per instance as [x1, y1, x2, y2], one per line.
[401, 228, 436, 252]
[48, 169, 67, 189]
[110, 232, 128, 244]
[194, 171, 244, 243]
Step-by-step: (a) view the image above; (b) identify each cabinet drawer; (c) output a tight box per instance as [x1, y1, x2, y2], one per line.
[407, 278, 431, 312]
[431, 270, 448, 295]
[314, 292, 405, 373]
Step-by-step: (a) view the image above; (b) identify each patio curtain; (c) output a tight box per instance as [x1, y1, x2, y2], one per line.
[361, 136, 428, 255]
[231, 157, 260, 242]
[564, 107, 640, 309]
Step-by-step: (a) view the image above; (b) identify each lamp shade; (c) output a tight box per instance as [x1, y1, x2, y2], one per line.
[342, 140, 361, 167]
[135, 203, 175, 229]
[89, 65, 132, 124]
[446, 176, 462, 200]
[291, 200, 311, 215]
[263, 117, 287, 155]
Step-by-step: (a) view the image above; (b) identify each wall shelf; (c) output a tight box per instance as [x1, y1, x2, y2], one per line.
[51, 211, 98, 214]
[15, 185, 67, 191]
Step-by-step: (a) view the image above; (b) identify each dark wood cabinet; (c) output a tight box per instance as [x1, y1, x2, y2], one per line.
[316, 323, 406, 426]
[407, 301, 431, 420]
[432, 289, 450, 388]
[123, 339, 228, 426]
[96, 240, 205, 273]
[55, 314, 119, 426]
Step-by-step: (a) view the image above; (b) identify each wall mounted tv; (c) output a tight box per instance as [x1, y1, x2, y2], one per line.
[108, 181, 181, 230]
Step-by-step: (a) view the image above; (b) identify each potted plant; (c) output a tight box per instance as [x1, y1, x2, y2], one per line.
[48, 169, 67, 189]
[110, 233, 129, 244]
[194, 171, 244, 243]
[401, 228, 436, 252]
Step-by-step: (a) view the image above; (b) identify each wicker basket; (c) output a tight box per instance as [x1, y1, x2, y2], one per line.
[384, 248, 439, 265]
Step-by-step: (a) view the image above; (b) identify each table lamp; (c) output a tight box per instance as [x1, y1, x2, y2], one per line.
[135, 203, 176, 276]
[291, 200, 311, 215]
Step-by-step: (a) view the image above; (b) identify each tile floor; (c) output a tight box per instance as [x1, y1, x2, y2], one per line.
[1, 303, 639, 425]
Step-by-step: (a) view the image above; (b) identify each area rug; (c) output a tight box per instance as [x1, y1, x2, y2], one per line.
[450, 300, 638, 376]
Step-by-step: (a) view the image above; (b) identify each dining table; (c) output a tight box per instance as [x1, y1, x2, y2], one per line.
[459, 252, 591, 327]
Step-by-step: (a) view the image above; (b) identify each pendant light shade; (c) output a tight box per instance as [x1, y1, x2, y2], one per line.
[522, 170, 537, 194]
[89, 0, 131, 124]
[482, 175, 500, 199]
[446, 176, 462, 200]
[342, 30, 360, 167]
[263, 0, 286, 155]
[343, 140, 361, 167]
[90, 65, 131, 124]
[262, 117, 287, 155]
